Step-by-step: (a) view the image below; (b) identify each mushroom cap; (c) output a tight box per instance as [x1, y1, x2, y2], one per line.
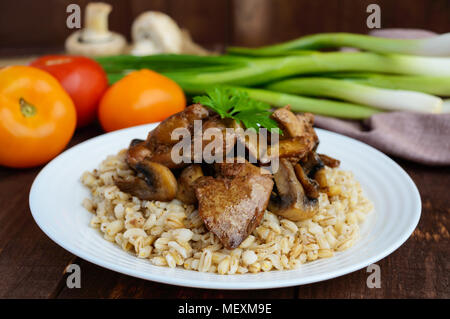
[115, 160, 177, 201]
[65, 30, 126, 57]
[131, 11, 183, 54]
[129, 40, 161, 56]
[269, 158, 318, 221]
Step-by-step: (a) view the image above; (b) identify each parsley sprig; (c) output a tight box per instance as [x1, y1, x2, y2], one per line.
[193, 87, 281, 133]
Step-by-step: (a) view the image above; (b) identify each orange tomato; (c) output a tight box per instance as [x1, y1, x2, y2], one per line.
[98, 69, 186, 132]
[0, 66, 76, 168]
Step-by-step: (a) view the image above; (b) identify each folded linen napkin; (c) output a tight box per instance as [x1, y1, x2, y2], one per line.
[314, 113, 450, 166]
[314, 29, 450, 166]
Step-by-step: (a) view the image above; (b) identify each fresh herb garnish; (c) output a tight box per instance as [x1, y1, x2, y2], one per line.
[193, 87, 281, 133]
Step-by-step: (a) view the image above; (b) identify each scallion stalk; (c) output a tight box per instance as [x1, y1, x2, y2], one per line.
[266, 78, 443, 113]
[96, 52, 450, 118]
[174, 82, 380, 119]
[165, 52, 450, 87]
[237, 87, 380, 119]
[97, 53, 450, 87]
[228, 32, 450, 57]
[96, 54, 246, 74]
[322, 73, 450, 97]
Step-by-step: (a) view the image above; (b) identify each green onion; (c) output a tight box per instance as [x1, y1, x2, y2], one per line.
[95, 48, 450, 119]
[97, 54, 246, 74]
[266, 78, 443, 113]
[173, 83, 380, 119]
[98, 52, 450, 87]
[166, 52, 450, 87]
[237, 87, 380, 119]
[322, 73, 450, 97]
[228, 32, 450, 57]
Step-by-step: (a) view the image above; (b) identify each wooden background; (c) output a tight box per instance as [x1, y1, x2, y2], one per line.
[1, 0, 449, 56]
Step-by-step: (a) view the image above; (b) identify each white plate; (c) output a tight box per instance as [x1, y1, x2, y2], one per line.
[29, 124, 421, 290]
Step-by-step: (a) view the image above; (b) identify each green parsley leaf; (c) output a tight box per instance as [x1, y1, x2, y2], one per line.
[193, 87, 281, 133]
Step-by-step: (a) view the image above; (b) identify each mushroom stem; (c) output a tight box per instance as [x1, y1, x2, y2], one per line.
[82, 2, 112, 42]
[65, 2, 126, 56]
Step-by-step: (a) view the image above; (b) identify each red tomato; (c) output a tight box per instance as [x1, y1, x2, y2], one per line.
[30, 55, 108, 127]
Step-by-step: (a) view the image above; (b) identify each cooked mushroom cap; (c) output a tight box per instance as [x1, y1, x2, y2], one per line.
[269, 159, 318, 221]
[176, 164, 204, 204]
[115, 160, 177, 201]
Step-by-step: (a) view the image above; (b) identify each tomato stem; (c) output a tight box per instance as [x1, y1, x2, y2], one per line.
[19, 98, 37, 118]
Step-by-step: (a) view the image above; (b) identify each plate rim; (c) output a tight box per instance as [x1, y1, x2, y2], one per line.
[29, 123, 422, 290]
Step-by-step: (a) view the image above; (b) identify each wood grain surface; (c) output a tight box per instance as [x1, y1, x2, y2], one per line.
[0, 124, 448, 299]
[1, 0, 449, 56]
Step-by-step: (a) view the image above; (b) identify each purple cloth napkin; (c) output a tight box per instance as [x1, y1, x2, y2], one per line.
[315, 113, 450, 166]
[316, 29, 450, 166]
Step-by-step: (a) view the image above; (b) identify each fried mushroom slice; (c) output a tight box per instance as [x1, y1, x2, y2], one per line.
[266, 136, 316, 160]
[271, 106, 306, 137]
[296, 112, 318, 142]
[272, 107, 318, 142]
[318, 153, 340, 168]
[300, 152, 340, 194]
[269, 107, 318, 160]
[269, 159, 318, 221]
[115, 160, 177, 201]
[314, 168, 328, 189]
[176, 164, 204, 204]
[300, 151, 325, 178]
[294, 163, 320, 199]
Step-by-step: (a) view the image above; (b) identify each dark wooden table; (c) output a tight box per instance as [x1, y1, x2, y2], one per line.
[0, 124, 448, 299]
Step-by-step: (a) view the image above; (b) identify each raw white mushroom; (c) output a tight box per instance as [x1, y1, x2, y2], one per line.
[130, 11, 211, 56]
[180, 29, 211, 56]
[65, 2, 126, 57]
[130, 11, 182, 55]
